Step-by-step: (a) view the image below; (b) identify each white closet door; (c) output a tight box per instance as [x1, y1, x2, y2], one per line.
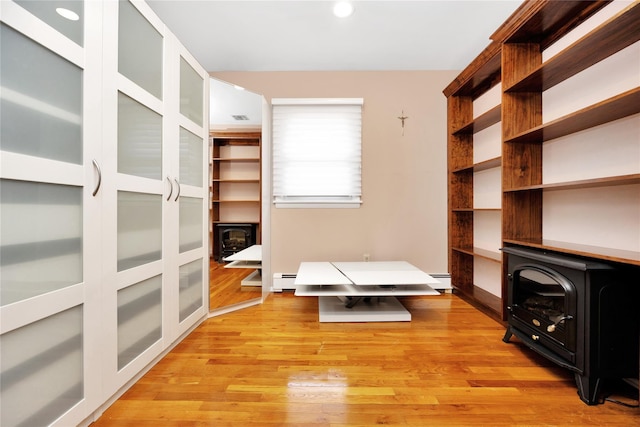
[101, 0, 167, 395]
[171, 42, 209, 337]
[0, 1, 102, 426]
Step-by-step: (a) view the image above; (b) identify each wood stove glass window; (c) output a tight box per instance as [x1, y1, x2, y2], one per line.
[512, 267, 576, 353]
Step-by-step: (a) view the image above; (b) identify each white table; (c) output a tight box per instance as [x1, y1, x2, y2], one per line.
[294, 261, 440, 322]
[223, 245, 262, 286]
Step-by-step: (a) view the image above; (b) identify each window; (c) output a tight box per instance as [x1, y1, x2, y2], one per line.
[272, 98, 363, 208]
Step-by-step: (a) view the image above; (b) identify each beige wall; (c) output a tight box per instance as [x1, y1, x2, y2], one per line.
[210, 71, 458, 275]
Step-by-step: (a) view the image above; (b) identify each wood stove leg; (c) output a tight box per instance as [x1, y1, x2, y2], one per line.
[574, 373, 601, 405]
[502, 326, 513, 343]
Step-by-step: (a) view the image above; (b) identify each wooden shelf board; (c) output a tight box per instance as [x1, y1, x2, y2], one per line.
[474, 247, 502, 262]
[504, 174, 640, 192]
[451, 246, 474, 257]
[452, 165, 473, 174]
[503, 239, 640, 266]
[474, 157, 501, 172]
[453, 105, 501, 135]
[452, 246, 502, 263]
[501, 1, 606, 48]
[211, 131, 261, 146]
[505, 3, 640, 93]
[213, 179, 260, 183]
[452, 157, 502, 174]
[213, 158, 260, 162]
[505, 88, 640, 144]
[472, 208, 501, 212]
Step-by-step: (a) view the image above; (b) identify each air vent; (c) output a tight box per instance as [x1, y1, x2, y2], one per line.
[231, 115, 249, 121]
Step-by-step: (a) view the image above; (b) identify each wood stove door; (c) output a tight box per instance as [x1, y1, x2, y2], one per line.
[508, 265, 577, 363]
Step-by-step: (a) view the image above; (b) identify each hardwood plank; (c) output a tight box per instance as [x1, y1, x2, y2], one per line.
[91, 293, 638, 426]
[209, 260, 261, 310]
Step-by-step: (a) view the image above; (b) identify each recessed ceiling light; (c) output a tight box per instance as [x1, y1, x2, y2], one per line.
[333, 2, 354, 18]
[56, 7, 80, 21]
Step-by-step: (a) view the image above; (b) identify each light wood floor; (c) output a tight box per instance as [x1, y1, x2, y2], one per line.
[92, 292, 638, 426]
[209, 260, 262, 310]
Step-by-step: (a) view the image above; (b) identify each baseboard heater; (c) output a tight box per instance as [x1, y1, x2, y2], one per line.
[272, 273, 298, 292]
[272, 272, 452, 292]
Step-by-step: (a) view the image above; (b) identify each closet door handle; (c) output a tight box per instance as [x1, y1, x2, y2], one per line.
[166, 176, 173, 201]
[92, 159, 102, 196]
[174, 178, 181, 201]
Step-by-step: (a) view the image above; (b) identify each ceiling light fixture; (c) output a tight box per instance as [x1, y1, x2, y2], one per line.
[333, 2, 354, 18]
[56, 7, 80, 21]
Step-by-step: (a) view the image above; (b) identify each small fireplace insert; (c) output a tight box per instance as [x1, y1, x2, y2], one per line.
[502, 246, 639, 405]
[214, 223, 256, 262]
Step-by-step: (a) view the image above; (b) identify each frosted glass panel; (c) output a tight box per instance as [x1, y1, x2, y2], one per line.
[118, 92, 162, 180]
[1, 306, 83, 427]
[117, 275, 162, 369]
[179, 196, 202, 253]
[0, 24, 82, 164]
[179, 57, 203, 126]
[179, 259, 203, 322]
[179, 127, 203, 187]
[0, 180, 82, 306]
[117, 191, 162, 271]
[118, 0, 162, 99]
[15, 0, 84, 45]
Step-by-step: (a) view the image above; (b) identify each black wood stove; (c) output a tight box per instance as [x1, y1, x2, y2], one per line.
[214, 223, 256, 262]
[502, 246, 639, 405]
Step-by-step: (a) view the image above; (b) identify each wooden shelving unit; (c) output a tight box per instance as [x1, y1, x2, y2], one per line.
[210, 131, 261, 260]
[444, 0, 640, 320]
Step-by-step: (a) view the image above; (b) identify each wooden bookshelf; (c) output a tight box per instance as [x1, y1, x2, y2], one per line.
[444, 0, 639, 320]
[210, 131, 261, 260]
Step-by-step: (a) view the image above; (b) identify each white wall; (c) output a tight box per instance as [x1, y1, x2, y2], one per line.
[210, 71, 457, 275]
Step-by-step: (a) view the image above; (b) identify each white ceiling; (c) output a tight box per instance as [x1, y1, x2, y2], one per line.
[146, 0, 523, 127]
[148, 0, 522, 72]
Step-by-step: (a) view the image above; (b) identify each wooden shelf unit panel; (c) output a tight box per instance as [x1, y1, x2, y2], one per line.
[450, 250, 474, 294]
[210, 131, 261, 252]
[474, 157, 501, 172]
[453, 105, 501, 135]
[501, 42, 543, 194]
[505, 87, 640, 144]
[445, 33, 505, 314]
[505, 2, 640, 93]
[502, 190, 543, 243]
[500, 1, 608, 49]
[505, 173, 640, 193]
[450, 210, 473, 254]
[445, 0, 638, 322]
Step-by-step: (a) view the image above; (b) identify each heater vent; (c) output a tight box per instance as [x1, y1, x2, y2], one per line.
[232, 114, 249, 121]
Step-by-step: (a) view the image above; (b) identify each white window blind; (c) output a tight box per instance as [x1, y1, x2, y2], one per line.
[272, 98, 363, 208]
